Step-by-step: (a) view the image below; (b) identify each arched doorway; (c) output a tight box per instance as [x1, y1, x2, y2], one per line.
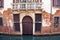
[22, 16, 33, 35]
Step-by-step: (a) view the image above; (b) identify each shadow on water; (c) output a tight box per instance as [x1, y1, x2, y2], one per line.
[0, 34, 60, 40]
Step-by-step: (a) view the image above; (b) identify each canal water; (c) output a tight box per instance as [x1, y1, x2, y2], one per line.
[0, 35, 60, 40]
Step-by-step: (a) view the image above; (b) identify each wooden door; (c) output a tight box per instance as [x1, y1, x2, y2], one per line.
[22, 16, 33, 35]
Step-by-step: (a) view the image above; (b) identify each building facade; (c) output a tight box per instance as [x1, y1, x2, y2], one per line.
[0, 0, 60, 35]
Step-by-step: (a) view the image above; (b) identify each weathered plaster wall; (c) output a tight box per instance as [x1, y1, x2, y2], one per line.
[0, 8, 60, 34]
[0, 0, 60, 35]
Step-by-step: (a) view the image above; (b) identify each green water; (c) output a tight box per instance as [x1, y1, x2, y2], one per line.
[0, 35, 60, 40]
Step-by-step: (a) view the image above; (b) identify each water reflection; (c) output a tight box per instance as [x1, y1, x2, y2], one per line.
[0, 35, 60, 40]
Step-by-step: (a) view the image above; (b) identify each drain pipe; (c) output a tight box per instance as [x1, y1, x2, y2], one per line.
[50, 0, 53, 33]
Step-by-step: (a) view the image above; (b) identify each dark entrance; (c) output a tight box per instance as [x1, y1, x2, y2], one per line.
[13, 14, 20, 32]
[22, 16, 33, 35]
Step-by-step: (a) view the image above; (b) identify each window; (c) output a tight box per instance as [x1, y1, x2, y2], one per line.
[40, 0, 42, 2]
[35, 14, 42, 22]
[22, 4, 26, 8]
[20, 4, 26, 8]
[13, 14, 20, 23]
[27, 0, 34, 2]
[13, 0, 15, 3]
[22, 0, 26, 2]
[14, 23, 20, 32]
[27, 4, 34, 9]
[35, 14, 42, 32]
[16, 0, 19, 3]
[0, 0, 3, 8]
[0, 17, 3, 26]
[34, 0, 42, 2]
[54, 17, 59, 27]
[35, 0, 38, 2]
[13, 0, 20, 3]
[35, 23, 42, 32]
[36, 4, 41, 9]
[27, 0, 31, 2]
[53, 0, 60, 7]
[13, 5, 18, 10]
[20, 0, 21, 2]
[13, 14, 20, 32]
